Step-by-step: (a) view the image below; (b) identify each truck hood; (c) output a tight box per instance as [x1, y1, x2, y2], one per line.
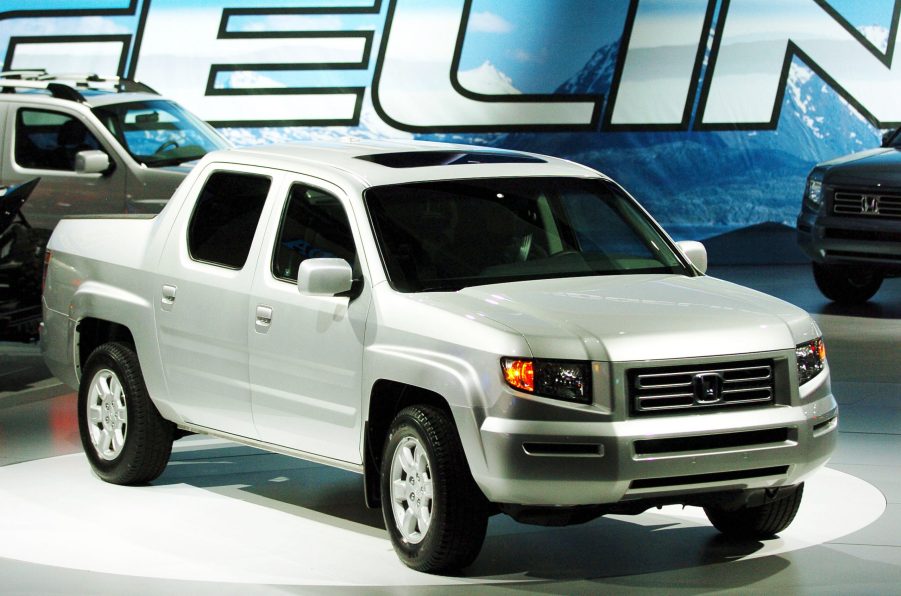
[418, 275, 817, 362]
[820, 147, 901, 187]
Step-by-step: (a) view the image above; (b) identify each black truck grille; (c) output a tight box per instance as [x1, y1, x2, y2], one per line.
[834, 191, 901, 218]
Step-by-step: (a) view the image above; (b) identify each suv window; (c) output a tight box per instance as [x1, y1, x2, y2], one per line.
[188, 172, 271, 269]
[272, 184, 356, 282]
[15, 108, 103, 171]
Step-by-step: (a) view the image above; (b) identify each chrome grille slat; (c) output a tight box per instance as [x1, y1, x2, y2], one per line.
[629, 360, 775, 414]
[833, 191, 901, 218]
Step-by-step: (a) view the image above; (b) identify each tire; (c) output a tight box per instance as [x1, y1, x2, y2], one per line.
[78, 342, 174, 485]
[380, 405, 489, 573]
[812, 262, 882, 304]
[704, 483, 804, 539]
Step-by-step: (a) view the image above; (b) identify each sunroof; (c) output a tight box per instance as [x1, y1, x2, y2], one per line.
[356, 150, 546, 168]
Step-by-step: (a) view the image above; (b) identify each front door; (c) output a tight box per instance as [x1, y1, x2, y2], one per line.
[3, 105, 126, 231]
[248, 179, 370, 464]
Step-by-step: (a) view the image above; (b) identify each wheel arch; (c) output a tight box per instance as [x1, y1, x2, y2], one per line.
[364, 380, 452, 509]
[77, 317, 136, 374]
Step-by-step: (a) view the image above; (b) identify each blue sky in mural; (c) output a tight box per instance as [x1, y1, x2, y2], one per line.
[458, 0, 628, 93]
[456, 0, 898, 94]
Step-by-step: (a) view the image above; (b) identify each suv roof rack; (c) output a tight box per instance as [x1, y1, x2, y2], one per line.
[0, 70, 159, 102]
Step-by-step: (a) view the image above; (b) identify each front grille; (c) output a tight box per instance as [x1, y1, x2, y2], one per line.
[834, 191, 901, 218]
[824, 228, 901, 243]
[629, 360, 774, 414]
[629, 466, 789, 490]
[633, 428, 791, 455]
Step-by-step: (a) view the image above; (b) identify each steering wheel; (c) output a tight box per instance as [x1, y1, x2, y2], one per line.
[154, 140, 179, 154]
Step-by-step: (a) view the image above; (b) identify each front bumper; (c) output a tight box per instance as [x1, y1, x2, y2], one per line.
[469, 370, 837, 506]
[797, 210, 901, 271]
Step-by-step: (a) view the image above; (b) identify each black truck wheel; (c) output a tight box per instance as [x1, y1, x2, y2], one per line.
[78, 342, 174, 485]
[380, 405, 489, 573]
[812, 262, 882, 304]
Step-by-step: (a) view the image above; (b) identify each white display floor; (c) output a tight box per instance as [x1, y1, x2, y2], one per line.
[0, 439, 883, 588]
[2, 265, 900, 594]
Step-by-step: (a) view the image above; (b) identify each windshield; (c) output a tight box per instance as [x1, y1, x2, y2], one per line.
[92, 100, 229, 167]
[365, 177, 692, 292]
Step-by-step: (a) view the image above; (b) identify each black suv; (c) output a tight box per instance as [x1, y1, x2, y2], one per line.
[797, 129, 901, 303]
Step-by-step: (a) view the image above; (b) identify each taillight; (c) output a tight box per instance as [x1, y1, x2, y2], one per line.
[42, 249, 52, 295]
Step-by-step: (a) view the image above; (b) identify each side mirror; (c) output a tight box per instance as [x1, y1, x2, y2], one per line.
[882, 129, 898, 147]
[297, 258, 353, 297]
[676, 240, 707, 274]
[75, 150, 111, 175]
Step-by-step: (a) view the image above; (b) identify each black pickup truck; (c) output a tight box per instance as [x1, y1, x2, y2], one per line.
[797, 129, 901, 303]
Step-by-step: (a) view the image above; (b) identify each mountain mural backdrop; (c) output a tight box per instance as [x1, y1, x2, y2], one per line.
[214, 25, 888, 240]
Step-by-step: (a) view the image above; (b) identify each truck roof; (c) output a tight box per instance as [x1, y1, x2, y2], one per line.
[205, 140, 603, 187]
[0, 71, 161, 107]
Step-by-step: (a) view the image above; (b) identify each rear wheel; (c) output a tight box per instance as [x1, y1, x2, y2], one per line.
[78, 342, 174, 485]
[380, 405, 488, 573]
[704, 483, 804, 539]
[812, 262, 882, 304]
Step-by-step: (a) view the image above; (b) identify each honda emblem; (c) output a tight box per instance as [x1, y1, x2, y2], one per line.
[861, 195, 880, 215]
[692, 372, 724, 405]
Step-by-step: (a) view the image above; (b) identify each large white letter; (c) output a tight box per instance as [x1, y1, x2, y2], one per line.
[608, 0, 712, 128]
[372, 0, 600, 132]
[133, 0, 374, 126]
[701, 0, 901, 127]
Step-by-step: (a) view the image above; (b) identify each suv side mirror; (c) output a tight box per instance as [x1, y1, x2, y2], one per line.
[297, 258, 353, 297]
[676, 240, 708, 274]
[75, 150, 111, 175]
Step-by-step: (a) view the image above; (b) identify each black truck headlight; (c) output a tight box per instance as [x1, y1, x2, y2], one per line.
[502, 358, 591, 404]
[804, 173, 824, 210]
[796, 337, 826, 385]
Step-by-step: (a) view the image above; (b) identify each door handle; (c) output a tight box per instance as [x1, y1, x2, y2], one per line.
[161, 285, 177, 311]
[255, 305, 273, 332]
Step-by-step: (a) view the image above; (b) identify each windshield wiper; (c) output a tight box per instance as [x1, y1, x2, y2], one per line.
[417, 284, 465, 292]
[144, 155, 203, 168]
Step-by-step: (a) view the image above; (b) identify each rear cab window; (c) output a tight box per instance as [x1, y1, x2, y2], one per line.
[187, 171, 271, 269]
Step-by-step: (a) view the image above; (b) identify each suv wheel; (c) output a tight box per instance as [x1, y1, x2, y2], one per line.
[704, 483, 804, 539]
[812, 262, 882, 304]
[380, 405, 488, 573]
[78, 342, 174, 485]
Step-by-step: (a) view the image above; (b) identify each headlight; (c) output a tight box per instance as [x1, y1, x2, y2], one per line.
[804, 173, 824, 209]
[501, 358, 591, 404]
[796, 337, 826, 385]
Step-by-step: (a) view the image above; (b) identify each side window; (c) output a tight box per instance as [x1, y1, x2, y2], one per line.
[272, 184, 356, 282]
[188, 172, 271, 269]
[15, 109, 102, 171]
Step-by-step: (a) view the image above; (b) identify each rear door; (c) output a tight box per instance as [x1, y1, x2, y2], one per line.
[155, 164, 276, 437]
[248, 177, 371, 464]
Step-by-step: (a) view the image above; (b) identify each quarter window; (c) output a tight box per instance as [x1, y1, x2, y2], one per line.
[15, 108, 103, 171]
[272, 184, 356, 282]
[188, 172, 271, 269]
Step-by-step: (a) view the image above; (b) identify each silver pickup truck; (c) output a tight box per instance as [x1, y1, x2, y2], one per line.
[41, 141, 837, 573]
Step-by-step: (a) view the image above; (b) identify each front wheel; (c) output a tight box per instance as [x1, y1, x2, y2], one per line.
[78, 342, 174, 485]
[704, 483, 804, 539]
[812, 262, 882, 304]
[380, 405, 488, 573]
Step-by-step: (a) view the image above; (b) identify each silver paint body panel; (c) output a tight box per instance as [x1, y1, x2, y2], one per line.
[41, 141, 837, 506]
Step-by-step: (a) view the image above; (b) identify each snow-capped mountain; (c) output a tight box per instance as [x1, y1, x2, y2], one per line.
[458, 60, 521, 95]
